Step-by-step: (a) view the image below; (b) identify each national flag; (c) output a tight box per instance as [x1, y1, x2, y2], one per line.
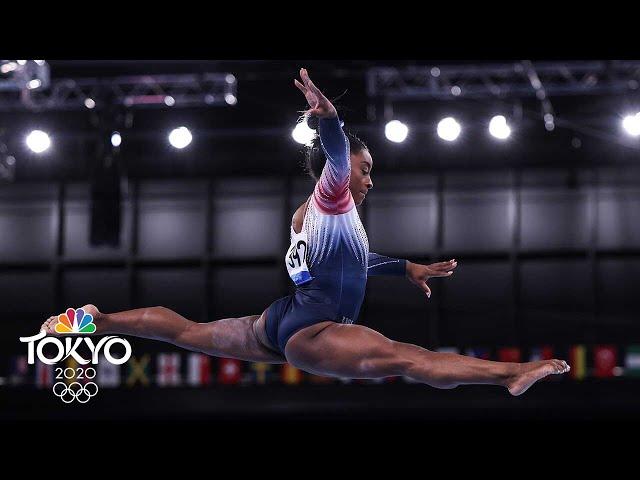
[625, 346, 640, 377]
[97, 354, 121, 388]
[498, 347, 521, 363]
[157, 353, 182, 386]
[126, 354, 151, 387]
[187, 353, 212, 386]
[281, 364, 303, 385]
[465, 347, 491, 360]
[569, 345, 586, 380]
[529, 346, 554, 362]
[594, 345, 618, 378]
[218, 358, 242, 385]
[35, 361, 53, 388]
[9, 355, 29, 386]
[249, 362, 272, 385]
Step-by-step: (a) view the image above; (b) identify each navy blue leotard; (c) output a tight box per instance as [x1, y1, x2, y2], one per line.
[265, 116, 406, 355]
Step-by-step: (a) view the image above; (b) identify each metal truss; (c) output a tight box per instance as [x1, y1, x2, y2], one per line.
[366, 61, 640, 100]
[0, 67, 238, 112]
[0, 60, 51, 92]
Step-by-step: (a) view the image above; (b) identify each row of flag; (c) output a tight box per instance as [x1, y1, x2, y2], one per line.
[5, 345, 640, 388]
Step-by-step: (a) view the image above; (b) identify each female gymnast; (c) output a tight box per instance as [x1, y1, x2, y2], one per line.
[41, 68, 569, 395]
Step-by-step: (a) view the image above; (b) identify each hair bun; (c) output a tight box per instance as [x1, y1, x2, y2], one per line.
[306, 115, 344, 130]
[306, 115, 319, 130]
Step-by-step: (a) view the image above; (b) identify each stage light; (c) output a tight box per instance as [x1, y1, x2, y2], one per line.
[168, 127, 192, 149]
[437, 117, 461, 141]
[292, 119, 315, 146]
[622, 113, 640, 137]
[26, 130, 51, 153]
[111, 132, 122, 147]
[489, 115, 511, 140]
[384, 120, 409, 143]
[1, 62, 17, 74]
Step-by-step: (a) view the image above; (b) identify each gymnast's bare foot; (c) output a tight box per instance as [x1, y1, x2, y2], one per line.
[40, 304, 104, 335]
[507, 359, 570, 396]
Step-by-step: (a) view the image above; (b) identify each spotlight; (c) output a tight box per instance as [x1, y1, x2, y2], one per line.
[224, 93, 237, 105]
[26, 130, 51, 153]
[291, 119, 315, 146]
[164, 96, 175, 106]
[84, 98, 96, 109]
[1, 62, 17, 74]
[622, 113, 640, 137]
[27, 79, 41, 90]
[168, 127, 192, 149]
[384, 120, 409, 143]
[488, 115, 511, 140]
[111, 132, 122, 147]
[437, 117, 461, 142]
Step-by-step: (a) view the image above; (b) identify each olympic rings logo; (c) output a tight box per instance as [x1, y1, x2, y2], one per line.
[52, 381, 99, 404]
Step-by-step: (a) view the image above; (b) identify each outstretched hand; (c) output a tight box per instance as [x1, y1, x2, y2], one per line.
[294, 68, 337, 119]
[406, 259, 458, 298]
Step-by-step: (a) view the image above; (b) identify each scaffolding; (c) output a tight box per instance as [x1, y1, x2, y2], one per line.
[366, 61, 640, 100]
[0, 60, 237, 111]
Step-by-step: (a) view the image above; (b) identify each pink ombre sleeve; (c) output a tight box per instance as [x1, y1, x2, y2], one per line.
[312, 116, 355, 215]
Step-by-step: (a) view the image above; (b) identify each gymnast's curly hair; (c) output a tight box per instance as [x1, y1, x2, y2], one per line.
[301, 114, 368, 182]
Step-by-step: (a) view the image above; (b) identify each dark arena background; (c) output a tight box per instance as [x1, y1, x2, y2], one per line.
[1, 59, 640, 427]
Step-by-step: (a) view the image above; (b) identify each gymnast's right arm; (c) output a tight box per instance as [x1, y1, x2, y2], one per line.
[294, 68, 352, 214]
[313, 116, 352, 213]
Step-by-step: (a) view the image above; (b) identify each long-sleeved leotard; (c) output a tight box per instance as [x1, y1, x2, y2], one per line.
[367, 252, 406, 276]
[265, 116, 406, 354]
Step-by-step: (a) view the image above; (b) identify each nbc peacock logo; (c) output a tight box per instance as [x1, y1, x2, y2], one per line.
[19, 306, 133, 405]
[54, 307, 96, 335]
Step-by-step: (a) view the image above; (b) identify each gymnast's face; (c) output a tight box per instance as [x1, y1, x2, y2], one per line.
[349, 149, 373, 206]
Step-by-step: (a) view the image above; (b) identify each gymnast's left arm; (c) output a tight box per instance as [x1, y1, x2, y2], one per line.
[368, 253, 458, 299]
[403, 258, 458, 298]
[367, 252, 407, 277]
